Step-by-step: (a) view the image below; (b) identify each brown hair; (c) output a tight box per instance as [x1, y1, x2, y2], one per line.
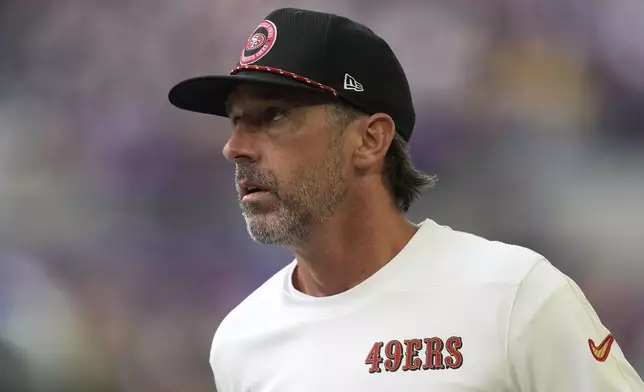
[326, 101, 437, 212]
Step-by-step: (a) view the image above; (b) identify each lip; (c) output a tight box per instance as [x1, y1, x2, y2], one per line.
[238, 180, 271, 198]
[241, 191, 272, 203]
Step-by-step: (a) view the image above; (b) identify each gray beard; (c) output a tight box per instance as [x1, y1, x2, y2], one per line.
[238, 131, 347, 246]
[241, 196, 312, 246]
[241, 178, 346, 246]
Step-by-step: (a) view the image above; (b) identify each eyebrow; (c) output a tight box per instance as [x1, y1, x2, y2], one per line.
[225, 87, 335, 116]
[225, 90, 283, 116]
[224, 96, 285, 118]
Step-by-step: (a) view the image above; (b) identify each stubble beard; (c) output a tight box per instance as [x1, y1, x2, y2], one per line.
[238, 137, 347, 246]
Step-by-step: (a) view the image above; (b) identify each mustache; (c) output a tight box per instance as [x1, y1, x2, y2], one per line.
[235, 165, 278, 191]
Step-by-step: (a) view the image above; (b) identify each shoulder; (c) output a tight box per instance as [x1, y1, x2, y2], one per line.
[508, 257, 586, 336]
[419, 220, 588, 327]
[411, 219, 547, 287]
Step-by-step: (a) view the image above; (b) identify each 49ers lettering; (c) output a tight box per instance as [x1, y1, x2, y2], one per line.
[365, 336, 463, 373]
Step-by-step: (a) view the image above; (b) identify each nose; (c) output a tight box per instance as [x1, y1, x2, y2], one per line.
[222, 127, 258, 164]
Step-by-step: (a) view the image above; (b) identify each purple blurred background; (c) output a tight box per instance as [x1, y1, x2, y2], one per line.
[1, 0, 643, 391]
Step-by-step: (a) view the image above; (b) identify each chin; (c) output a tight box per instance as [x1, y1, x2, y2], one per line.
[244, 214, 288, 244]
[243, 212, 307, 246]
[247, 227, 293, 246]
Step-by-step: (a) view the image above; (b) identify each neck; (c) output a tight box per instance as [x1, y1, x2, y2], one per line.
[289, 187, 418, 297]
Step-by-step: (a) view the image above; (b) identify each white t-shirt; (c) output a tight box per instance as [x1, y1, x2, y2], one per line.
[210, 219, 644, 391]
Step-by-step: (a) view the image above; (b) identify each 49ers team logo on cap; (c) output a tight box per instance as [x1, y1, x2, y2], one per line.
[240, 20, 277, 66]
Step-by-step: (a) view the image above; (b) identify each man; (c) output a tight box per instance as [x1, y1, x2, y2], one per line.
[169, 8, 644, 391]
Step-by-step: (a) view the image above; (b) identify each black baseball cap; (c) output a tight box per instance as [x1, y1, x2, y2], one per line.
[168, 8, 416, 141]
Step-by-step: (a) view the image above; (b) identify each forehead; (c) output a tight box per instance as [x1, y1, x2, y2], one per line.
[225, 84, 333, 113]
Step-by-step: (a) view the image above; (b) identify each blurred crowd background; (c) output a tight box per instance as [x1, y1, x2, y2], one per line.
[1, 0, 643, 391]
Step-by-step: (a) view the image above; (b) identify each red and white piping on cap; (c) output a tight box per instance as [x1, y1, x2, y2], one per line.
[230, 65, 339, 97]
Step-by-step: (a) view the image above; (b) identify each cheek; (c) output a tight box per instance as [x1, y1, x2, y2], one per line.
[266, 128, 343, 189]
[271, 154, 325, 195]
[267, 152, 308, 189]
[268, 139, 324, 174]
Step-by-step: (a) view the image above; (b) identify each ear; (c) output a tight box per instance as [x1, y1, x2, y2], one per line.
[352, 113, 396, 172]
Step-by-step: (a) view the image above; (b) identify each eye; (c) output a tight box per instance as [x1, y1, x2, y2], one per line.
[263, 107, 287, 123]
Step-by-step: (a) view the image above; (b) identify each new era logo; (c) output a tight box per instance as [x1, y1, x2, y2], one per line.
[344, 73, 364, 92]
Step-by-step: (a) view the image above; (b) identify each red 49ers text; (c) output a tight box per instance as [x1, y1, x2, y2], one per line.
[365, 336, 463, 373]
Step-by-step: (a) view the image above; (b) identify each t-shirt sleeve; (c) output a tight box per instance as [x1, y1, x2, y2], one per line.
[507, 258, 644, 391]
[210, 328, 234, 392]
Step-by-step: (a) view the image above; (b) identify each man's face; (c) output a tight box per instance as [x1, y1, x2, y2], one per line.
[223, 85, 349, 246]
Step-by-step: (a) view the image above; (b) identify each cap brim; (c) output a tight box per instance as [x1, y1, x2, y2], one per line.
[168, 70, 330, 117]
